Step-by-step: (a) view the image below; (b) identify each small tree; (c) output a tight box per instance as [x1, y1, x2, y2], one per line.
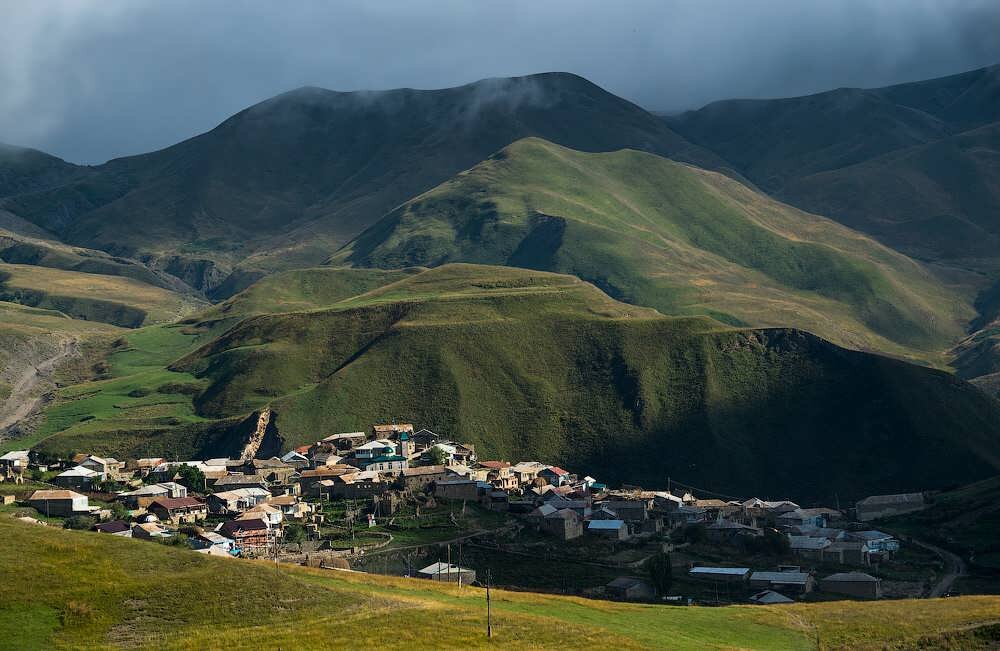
[175, 464, 206, 493]
[285, 523, 306, 544]
[63, 515, 96, 530]
[109, 502, 131, 521]
[427, 446, 448, 466]
[682, 523, 706, 544]
[646, 551, 673, 596]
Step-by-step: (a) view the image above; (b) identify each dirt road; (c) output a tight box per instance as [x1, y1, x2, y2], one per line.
[912, 538, 967, 597]
[0, 337, 78, 433]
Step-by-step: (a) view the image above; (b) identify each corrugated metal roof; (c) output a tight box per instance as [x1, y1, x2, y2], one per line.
[587, 519, 625, 529]
[751, 571, 810, 584]
[689, 566, 750, 576]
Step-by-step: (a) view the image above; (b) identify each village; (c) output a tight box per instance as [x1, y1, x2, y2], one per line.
[0, 423, 941, 606]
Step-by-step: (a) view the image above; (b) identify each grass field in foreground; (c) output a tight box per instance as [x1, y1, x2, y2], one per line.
[2, 516, 999, 650]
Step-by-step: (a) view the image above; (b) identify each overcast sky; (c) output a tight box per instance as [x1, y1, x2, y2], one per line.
[3, 0, 1000, 164]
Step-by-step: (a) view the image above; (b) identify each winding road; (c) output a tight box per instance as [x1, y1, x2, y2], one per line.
[0, 337, 78, 434]
[912, 538, 966, 597]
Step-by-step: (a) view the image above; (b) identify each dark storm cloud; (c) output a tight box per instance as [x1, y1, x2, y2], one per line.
[3, 0, 999, 164]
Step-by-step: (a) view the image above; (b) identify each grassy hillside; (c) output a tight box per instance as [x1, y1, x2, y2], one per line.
[38, 264, 1000, 502]
[3, 517, 1000, 649]
[780, 122, 1000, 270]
[667, 63, 1000, 195]
[193, 266, 420, 331]
[0, 226, 195, 294]
[335, 138, 970, 361]
[884, 475, 1000, 583]
[0, 263, 204, 328]
[0, 74, 728, 295]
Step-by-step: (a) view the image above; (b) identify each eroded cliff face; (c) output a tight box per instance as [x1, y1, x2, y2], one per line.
[235, 407, 283, 460]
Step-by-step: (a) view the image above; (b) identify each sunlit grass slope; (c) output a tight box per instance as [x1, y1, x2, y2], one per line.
[0, 263, 204, 327]
[4, 517, 1000, 650]
[70, 263, 997, 502]
[336, 138, 971, 364]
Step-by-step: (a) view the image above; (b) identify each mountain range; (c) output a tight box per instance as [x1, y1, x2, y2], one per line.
[2, 64, 1000, 500]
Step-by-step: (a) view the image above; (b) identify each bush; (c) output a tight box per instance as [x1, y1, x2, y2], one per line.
[646, 552, 673, 595]
[284, 523, 306, 544]
[63, 515, 97, 530]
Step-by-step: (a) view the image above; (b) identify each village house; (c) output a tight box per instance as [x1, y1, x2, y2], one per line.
[417, 562, 476, 583]
[434, 479, 485, 502]
[0, 450, 29, 482]
[148, 497, 208, 525]
[132, 458, 166, 477]
[788, 535, 832, 559]
[510, 461, 547, 486]
[326, 472, 386, 499]
[538, 465, 570, 486]
[190, 532, 234, 553]
[669, 505, 708, 526]
[298, 465, 354, 496]
[411, 429, 440, 452]
[372, 423, 415, 440]
[445, 463, 486, 481]
[401, 465, 450, 492]
[605, 577, 655, 601]
[213, 473, 269, 491]
[748, 590, 794, 604]
[706, 519, 762, 544]
[758, 500, 800, 516]
[544, 495, 592, 519]
[820, 571, 881, 599]
[363, 454, 408, 474]
[319, 432, 367, 453]
[52, 465, 101, 490]
[820, 541, 871, 566]
[268, 494, 313, 520]
[132, 522, 172, 540]
[93, 520, 132, 536]
[354, 439, 397, 463]
[239, 503, 283, 527]
[484, 490, 509, 511]
[653, 491, 684, 512]
[280, 450, 312, 470]
[749, 570, 814, 595]
[246, 458, 296, 484]
[777, 507, 842, 529]
[539, 507, 584, 540]
[478, 461, 517, 490]
[688, 566, 751, 584]
[28, 489, 91, 517]
[587, 519, 629, 541]
[219, 518, 272, 556]
[855, 493, 926, 521]
[693, 499, 735, 519]
[207, 487, 271, 515]
[80, 455, 125, 480]
[845, 530, 899, 557]
[598, 498, 650, 522]
[118, 482, 187, 509]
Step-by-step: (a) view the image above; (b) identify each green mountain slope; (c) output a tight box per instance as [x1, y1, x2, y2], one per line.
[335, 138, 971, 361]
[39, 264, 1000, 502]
[780, 122, 1000, 268]
[0, 263, 204, 328]
[7, 517, 1000, 650]
[666, 63, 1000, 195]
[0, 224, 195, 294]
[0, 74, 727, 295]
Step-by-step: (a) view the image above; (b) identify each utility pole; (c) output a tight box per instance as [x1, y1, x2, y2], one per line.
[486, 569, 493, 638]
